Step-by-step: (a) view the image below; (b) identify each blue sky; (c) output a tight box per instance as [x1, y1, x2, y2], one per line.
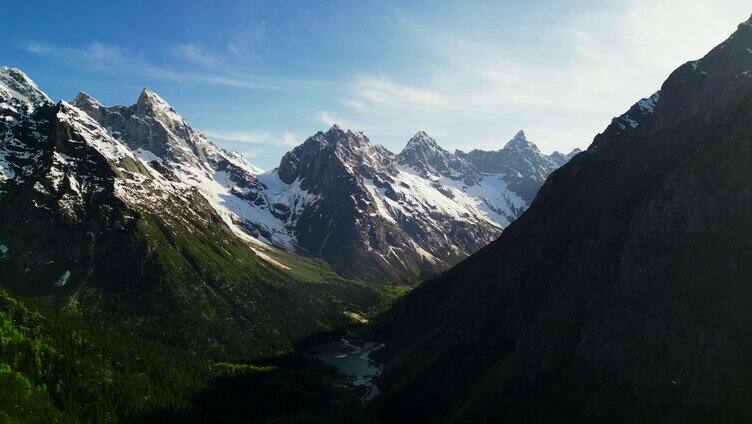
[1, 1, 750, 169]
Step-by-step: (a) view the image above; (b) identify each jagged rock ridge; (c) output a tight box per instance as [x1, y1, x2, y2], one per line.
[273, 125, 577, 281]
[69, 85, 576, 281]
[0, 67, 579, 283]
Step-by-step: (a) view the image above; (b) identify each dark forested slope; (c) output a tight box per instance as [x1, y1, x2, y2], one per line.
[0, 285, 377, 423]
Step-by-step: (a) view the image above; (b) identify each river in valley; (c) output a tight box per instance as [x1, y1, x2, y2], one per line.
[310, 338, 385, 401]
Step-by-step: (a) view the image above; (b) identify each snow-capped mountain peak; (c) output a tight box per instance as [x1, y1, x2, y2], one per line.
[503, 129, 538, 152]
[454, 130, 574, 201]
[137, 87, 169, 109]
[72, 91, 102, 108]
[401, 131, 448, 160]
[71, 92, 105, 122]
[323, 124, 370, 148]
[397, 130, 477, 183]
[0, 66, 50, 112]
[134, 88, 191, 136]
[404, 130, 440, 150]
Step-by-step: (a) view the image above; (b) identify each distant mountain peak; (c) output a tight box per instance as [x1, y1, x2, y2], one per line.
[323, 124, 367, 145]
[503, 130, 538, 152]
[72, 91, 102, 108]
[132, 87, 193, 142]
[70, 91, 107, 125]
[327, 124, 364, 140]
[0, 66, 50, 109]
[136, 87, 172, 112]
[413, 130, 433, 141]
[413, 130, 431, 140]
[321, 124, 372, 149]
[403, 130, 442, 153]
[549, 147, 582, 166]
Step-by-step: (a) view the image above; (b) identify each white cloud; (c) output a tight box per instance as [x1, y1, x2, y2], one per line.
[19, 3, 752, 160]
[332, 1, 752, 154]
[22, 41, 55, 55]
[352, 74, 445, 109]
[21, 40, 331, 92]
[174, 43, 219, 65]
[79, 42, 128, 62]
[281, 131, 297, 146]
[202, 129, 299, 146]
[227, 21, 268, 57]
[23, 41, 129, 63]
[239, 148, 264, 159]
[318, 111, 338, 127]
[316, 110, 382, 135]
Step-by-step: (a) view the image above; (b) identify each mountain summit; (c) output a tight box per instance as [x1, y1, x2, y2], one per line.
[398, 130, 477, 182]
[0, 66, 50, 112]
[403, 130, 440, 150]
[456, 131, 578, 202]
[503, 129, 536, 151]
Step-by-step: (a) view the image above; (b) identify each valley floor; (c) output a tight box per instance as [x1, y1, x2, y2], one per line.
[0, 283, 401, 423]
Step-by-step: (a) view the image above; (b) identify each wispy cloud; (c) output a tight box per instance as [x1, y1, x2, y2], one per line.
[23, 41, 127, 62]
[316, 110, 374, 134]
[351, 75, 445, 109]
[22, 41, 56, 55]
[281, 131, 297, 146]
[202, 129, 299, 146]
[21, 40, 332, 92]
[17, 1, 752, 160]
[227, 21, 268, 58]
[173, 43, 219, 66]
[329, 0, 751, 154]
[317, 111, 339, 127]
[239, 148, 263, 158]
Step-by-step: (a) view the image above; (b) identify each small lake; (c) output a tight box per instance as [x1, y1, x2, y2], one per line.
[311, 339, 384, 401]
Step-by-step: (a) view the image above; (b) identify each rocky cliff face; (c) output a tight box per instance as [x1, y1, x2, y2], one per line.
[274, 126, 575, 281]
[72, 83, 574, 282]
[456, 130, 579, 202]
[64, 74, 574, 283]
[375, 15, 752, 422]
[275, 126, 499, 281]
[397, 130, 480, 184]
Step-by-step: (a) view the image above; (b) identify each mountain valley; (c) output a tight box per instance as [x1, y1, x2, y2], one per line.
[2, 6, 752, 424]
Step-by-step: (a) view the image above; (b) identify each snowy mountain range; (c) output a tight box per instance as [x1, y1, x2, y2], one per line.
[1, 66, 578, 281]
